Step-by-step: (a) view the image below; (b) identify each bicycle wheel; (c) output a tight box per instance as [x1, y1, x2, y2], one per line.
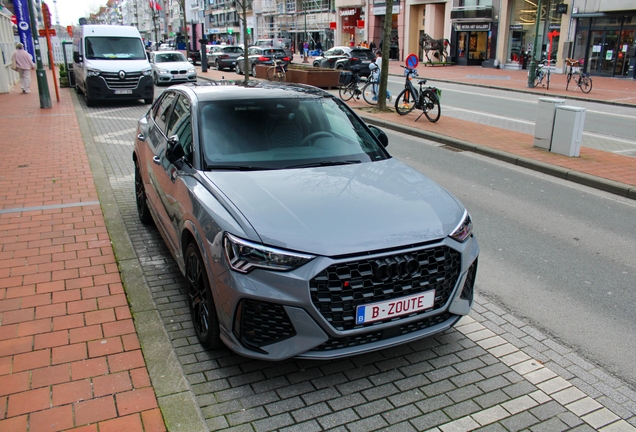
[565, 72, 572, 91]
[422, 92, 441, 123]
[267, 67, 284, 81]
[579, 75, 592, 94]
[533, 71, 542, 88]
[339, 82, 356, 101]
[395, 89, 416, 115]
[362, 81, 378, 105]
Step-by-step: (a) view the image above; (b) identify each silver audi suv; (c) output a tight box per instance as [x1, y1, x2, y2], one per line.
[132, 81, 479, 360]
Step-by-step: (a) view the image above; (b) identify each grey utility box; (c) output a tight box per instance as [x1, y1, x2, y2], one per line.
[551, 105, 586, 157]
[533, 97, 566, 150]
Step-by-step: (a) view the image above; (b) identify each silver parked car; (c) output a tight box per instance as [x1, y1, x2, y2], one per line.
[132, 81, 479, 361]
[149, 51, 196, 86]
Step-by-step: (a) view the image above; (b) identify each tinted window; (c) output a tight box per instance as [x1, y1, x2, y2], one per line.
[199, 97, 388, 169]
[155, 53, 187, 62]
[153, 92, 176, 133]
[223, 47, 243, 53]
[166, 95, 193, 158]
[351, 50, 375, 59]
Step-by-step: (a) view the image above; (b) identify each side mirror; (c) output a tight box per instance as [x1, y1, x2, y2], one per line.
[368, 125, 388, 147]
[73, 52, 82, 63]
[166, 135, 185, 164]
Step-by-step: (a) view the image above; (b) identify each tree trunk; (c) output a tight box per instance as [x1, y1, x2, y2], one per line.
[377, 0, 394, 110]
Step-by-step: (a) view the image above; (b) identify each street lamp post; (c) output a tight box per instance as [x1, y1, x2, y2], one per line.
[526, 0, 543, 87]
[27, 0, 51, 108]
[303, 0, 308, 63]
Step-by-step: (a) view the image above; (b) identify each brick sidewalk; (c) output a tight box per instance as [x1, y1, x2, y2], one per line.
[0, 72, 165, 431]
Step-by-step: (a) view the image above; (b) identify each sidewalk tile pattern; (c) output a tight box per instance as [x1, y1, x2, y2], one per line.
[0, 74, 164, 431]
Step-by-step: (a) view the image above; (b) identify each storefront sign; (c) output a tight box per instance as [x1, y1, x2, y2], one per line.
[340, 9, 357, 16]
[510, 24, 523, 30]
[455, 23, 491, 31]
[330, 22, 337, 29]
[373, 5, 400, 15]
[556, 3, 568, 14]
[548, 24, 561, 30]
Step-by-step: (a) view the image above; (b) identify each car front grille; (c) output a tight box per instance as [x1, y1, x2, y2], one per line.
[169, 70, 188, 74]
[311, 312, 454, 351]
[238, 299, 296, 348]
[101, 71, 143, 89]
[310, 246, 461, 331]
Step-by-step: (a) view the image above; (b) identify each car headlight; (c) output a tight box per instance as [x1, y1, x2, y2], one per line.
[87, 68, 101, 77]
[142, 68, 152, 76]
[157, 68, 168, 74]
[188, 67, 196, 74]
[223, 233, 315, 273]
[449, 211, 473, 243]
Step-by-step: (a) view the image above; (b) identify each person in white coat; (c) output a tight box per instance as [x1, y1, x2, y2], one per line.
[11, 43, 36, 93]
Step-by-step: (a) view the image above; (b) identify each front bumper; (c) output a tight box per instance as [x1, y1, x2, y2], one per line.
[156, 71, 197, 84]
[211, 235, 479, 361]
[85, 74, 153, 101]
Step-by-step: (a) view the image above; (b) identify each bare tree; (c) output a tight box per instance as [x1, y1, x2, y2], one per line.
[377, 0, 394, 110]
[235, 0, 252, 83]
[176, 0, 190, 59]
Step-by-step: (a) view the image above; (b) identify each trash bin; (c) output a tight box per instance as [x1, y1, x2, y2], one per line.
[533, 97, 565, 150]
[551, 105, 586, 157]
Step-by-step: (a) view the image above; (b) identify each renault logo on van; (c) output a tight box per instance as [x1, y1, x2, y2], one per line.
[119, 70, 126, 80]
[372, 255, 420, 281]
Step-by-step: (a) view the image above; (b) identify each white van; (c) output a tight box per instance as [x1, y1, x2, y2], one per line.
[73, 25, 154, 106]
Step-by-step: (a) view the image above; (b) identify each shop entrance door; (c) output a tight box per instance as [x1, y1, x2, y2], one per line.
[589, 30, 619, 75]
[615, 29, 635, 77]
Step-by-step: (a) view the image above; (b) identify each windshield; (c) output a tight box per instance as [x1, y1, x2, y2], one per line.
[85, 37, 146, 60]
[199, 96, 389, 170]
[155, 53, 187, 62]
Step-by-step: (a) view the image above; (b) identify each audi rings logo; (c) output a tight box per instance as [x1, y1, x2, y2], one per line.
[119, 70, 126, 80]
[372, 255, 420, 281]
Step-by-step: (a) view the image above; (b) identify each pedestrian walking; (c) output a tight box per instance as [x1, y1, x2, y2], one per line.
[11, 43, 35, 94]
[316, 40, 322, 55]
[369, 40, 376, 50]
[303, 41, 309, 59]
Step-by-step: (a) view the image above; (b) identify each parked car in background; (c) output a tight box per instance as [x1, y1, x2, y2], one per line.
[334, 48, 376, 77]
[207, 45, 243, 71]
[255, 38, 293, 62]
[312, 46, 352, 70]
[149, 51, 197, 86]
[132, 81, 479, 360]
[236, 47, 290, 76]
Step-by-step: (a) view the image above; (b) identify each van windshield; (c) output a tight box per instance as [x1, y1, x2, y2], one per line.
[85, 37, 146, 60]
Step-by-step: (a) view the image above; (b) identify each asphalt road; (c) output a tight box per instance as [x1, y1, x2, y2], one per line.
[382, 76, 636, 156]
[385, 127, 636, 386]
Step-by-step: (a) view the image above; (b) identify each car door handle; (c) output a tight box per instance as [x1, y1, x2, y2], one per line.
[153, 156, 161, 165]
[138, 133, 146, 141]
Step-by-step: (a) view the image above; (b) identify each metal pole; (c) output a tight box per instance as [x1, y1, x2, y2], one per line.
[303, 1, 308, 63]
[526, 0, 543, 88]
[27, 0, 52, 108]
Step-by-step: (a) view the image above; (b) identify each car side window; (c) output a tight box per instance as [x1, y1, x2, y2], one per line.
[153, 92, 177, 134]
[166, 95, 193, 158]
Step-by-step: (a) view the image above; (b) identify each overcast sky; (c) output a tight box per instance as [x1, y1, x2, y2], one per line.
[52, 0, 104, 26]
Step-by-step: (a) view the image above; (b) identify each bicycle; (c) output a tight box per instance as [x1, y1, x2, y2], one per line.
[338, 71, 363, 101]
[532, 59, 555, 90]
[361, 75, 392, 105]
[565, 58, 592, 94]
[394, 65, 441, 122]
[266, 60, 286, 82]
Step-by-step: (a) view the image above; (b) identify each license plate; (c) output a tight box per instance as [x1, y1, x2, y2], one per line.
[174, 74, 185, 78]
[356, 291, 435, 325]
[114, 90, 132, 95]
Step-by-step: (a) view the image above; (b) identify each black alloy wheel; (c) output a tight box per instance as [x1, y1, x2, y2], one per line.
[185, 242, 221, 349]
[134, 163, 153, 225]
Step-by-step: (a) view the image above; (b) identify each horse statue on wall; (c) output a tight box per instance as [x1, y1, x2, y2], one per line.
[420, 33, 451, 64]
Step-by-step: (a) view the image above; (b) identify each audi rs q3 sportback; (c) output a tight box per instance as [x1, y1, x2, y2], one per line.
[132, 80, 479, 360]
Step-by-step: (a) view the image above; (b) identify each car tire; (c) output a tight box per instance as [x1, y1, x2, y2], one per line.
[336, 64, 345, 70]
[153, 73, 159, 86]
[251, 63, 256, 77]
[134, 162, 153, 225]
[144, 97, 153, 105]
[215, 59, 220, 70]
[236, 62, 243, 75]
[84, 89, 95, 107]
[313, 62, 320, 68]
[75, 82, 82, 95]
[185, 241, 221, 349]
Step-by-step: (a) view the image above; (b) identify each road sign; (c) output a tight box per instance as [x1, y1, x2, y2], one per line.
[406, 53, 419, 69]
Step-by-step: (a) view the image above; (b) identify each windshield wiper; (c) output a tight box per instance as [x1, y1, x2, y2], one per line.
[205, 164, 275, 171]
[285, 160, 361, 169]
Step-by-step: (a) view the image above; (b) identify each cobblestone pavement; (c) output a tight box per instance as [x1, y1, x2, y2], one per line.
[74, 90, 636, 431]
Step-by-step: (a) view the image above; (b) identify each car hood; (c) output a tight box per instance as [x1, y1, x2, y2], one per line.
[203, 159, 465, 256]
[84, 59, 150, 72]
[155, 61, 193, 70]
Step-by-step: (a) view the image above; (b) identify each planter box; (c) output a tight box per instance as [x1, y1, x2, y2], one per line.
[286, 67, 340, 89]
[255, 64, 269, 79]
